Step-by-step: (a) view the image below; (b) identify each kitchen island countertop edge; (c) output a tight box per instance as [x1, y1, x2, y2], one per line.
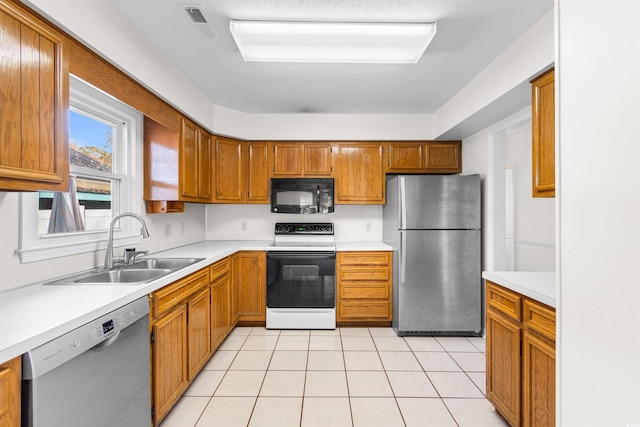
[482, 270, 556, 308]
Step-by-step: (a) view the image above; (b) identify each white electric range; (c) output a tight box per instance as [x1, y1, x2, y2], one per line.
[266, 223, 336, 329]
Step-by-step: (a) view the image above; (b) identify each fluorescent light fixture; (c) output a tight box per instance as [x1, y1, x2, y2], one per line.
[229, 20, 437, 64]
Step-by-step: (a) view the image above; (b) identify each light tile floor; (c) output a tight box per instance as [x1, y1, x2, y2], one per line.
[160, 327, 508, 427]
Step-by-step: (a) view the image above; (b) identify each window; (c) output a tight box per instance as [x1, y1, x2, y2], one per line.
[19, 76, 143, 263]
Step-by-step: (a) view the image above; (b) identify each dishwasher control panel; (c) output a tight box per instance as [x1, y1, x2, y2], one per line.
[90, 308, 138, 344]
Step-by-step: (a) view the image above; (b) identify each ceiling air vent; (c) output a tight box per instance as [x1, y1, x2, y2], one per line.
[183, 6, 219, 38]
[185, 7, 207, 24]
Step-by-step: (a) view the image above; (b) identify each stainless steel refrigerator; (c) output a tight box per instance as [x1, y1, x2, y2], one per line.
[383, 174, 482, 336]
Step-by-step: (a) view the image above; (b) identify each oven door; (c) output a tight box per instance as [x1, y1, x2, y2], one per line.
[266, 251, 336, 309]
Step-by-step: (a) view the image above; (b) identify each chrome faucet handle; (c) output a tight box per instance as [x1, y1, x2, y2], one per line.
[124, 248, 148, 265]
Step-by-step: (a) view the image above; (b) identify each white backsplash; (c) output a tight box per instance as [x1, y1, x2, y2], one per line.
[205, 204, 383, 241]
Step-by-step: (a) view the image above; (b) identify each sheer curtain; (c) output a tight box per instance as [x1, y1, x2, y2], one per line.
[47, 176, 85, 233]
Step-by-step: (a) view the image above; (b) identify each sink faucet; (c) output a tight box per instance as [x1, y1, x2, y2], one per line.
[104, 212, 150, 269]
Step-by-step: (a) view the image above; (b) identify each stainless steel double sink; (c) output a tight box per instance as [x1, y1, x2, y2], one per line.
[43, 258, 204, 286]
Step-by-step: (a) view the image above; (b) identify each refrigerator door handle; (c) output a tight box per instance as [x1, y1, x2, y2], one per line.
[400, 176, 407, 229]
[400, 232, 406, 283]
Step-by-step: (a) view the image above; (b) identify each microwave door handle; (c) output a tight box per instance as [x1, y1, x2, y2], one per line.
[317, 186, 320, 213]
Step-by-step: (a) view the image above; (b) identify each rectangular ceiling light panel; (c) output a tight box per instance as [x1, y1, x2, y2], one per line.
[229, 20, 437, 64]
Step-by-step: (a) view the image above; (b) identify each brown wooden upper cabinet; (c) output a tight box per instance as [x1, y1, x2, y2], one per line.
[180, 118, 212, 203]
[531, 68, 555, 198]
[333, 142, 385, 204]
[213, 137, 269, 204]
[270, 142, 332, 177]
[385, 141, 461, 174]
[0, 1, 69, 192]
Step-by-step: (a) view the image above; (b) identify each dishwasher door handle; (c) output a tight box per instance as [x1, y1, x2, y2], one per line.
[91, 331, 121, 352]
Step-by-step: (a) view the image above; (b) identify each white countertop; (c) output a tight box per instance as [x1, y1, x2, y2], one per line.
[335, 241, 392, 251]
[0, 239, 392, 363]
[482, 271, 556, 308]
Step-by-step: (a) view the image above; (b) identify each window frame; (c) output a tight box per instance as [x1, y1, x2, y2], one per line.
[18, 75, 144, 263]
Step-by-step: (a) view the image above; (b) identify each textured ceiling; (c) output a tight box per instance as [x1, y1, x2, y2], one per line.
[110, 0, 552, 114]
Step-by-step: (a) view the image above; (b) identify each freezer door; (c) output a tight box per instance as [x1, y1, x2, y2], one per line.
[394, 229, 481, 335]
[399, 175, 480, 230]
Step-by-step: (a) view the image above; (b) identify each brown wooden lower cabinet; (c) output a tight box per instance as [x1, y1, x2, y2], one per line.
[485, 280, 556, 427]
[337, 251, 392, 324]
[147, 253, 256, 425]
[0, 356, 21, 427]
[149, 267, 210, 425]
[232, 251, 266, 323]
[150, 304, 188, 424]
[486, 306, 522, 426]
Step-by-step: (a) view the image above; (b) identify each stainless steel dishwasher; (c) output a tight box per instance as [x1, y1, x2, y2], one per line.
[22, 296, 151, 427]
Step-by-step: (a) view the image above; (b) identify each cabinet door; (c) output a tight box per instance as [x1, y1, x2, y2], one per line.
[522, 332, 555, 427]
[304, 143, 333, 176]
[232, 251, 266, 322]
[0, 357, 21, 427]
[272, 143, 303, 176]
[211, 274, 232, 351]
[522, 299, 556, 427]
[180, 119, 212, 202]
[334, 143, 384, 204]
[180, 119, 199, 199]
[144, 116, 180, 202]
[247, 142, 270, 203]
[151, 305, 188, 425]
[197, 130, 212, 200]
[486, 308, 522, 427]
[213, 137, 243, 203]
[386, 143, 424, 172]
[0, 2, 69, 192]
[187, 287, 211, 379]
[424, 141, 461, 173]
[532, 69, 555, 198]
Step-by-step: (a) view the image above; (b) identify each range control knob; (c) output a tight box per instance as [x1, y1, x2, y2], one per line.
[276, 225, 291, 234]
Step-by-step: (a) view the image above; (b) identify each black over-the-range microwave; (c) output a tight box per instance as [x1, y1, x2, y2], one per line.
[270, 178, 334, 214]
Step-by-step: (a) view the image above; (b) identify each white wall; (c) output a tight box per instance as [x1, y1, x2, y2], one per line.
[212, 105, 435, 140]
[557, 1, 640, 425]
[505, 124, 555, 270]
[461, 107, 555, 272]
[205, 204, 382, 242]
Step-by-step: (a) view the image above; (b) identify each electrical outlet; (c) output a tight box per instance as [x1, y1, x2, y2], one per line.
[365, 222, 372, 232]
[240, 221, 247, 231]
[164, 224, 171, 237]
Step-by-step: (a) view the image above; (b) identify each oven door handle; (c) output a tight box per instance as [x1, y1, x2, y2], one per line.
[267, 251, 336, 259]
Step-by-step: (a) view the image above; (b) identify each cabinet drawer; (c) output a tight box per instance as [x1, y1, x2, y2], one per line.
[338, 266, 390, 281]
[338, 300, 391, 320]
[338, 252, 390, 266]
[209, 257, 230, 282]
[486, 282, 522, 321]
[523, 298, 556, 340]
[151, 268, 209, 318]
[340, 283, 390, 299]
